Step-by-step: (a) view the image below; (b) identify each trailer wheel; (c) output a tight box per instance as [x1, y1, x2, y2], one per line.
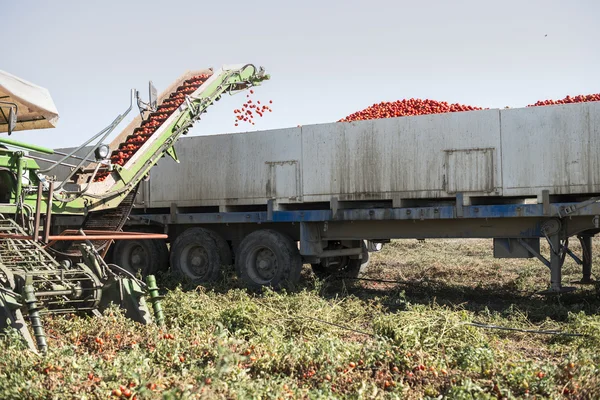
[170, 228, 221, 283]
[311, 240, 369, 279]
[203, 229, 233, 266]
[312, 241, 370, 279]
[310, 245, 349, 278]
[112, 239, 163, 277]
[236, 230, 302, 290]
[343, 241, 370, 278]
[153, 239, 170, 271]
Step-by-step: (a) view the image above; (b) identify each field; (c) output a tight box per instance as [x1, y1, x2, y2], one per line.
[1, 239, 599, 399]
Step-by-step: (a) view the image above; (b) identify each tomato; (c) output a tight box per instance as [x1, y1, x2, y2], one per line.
[537, 371, 545, 379]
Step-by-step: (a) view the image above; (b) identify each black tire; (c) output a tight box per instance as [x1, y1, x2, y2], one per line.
[152, 239, 170, 271]
[112, 239, 163, 277]
[311, 255, 349, 279]
[343, 240, 370, 278]
[170, 228, 221, 283]
[203, 229, 233, 266]
[236, 230, 302, 291]
[311, 263, 328, 279]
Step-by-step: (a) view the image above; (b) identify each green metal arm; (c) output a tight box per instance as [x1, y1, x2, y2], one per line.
[0, 137, 54, 155]
[54, 64, 269, 213]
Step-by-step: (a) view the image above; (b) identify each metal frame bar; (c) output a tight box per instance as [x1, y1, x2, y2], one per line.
[53, 150, 100, 164]
[0, 233, 168, 241]
[43, 181, 53, 243]
[0, 101, 17, 131]
[517, 238, 550, 268]
[39, 89, 136, 189]
[32, 182, 42, 239]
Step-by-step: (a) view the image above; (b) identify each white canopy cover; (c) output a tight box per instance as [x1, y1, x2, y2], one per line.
[0, 69, 59, 133]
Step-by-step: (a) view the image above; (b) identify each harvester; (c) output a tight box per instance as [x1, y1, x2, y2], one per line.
[0, 64, 269, 352]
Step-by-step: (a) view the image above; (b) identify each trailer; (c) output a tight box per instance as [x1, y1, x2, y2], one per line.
[46, 101, 600, 294]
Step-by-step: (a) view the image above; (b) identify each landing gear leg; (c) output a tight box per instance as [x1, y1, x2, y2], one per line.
[539, 220, 576, 295]
[550, 233, 565, 292]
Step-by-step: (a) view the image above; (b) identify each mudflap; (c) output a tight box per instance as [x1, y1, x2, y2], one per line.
[99, 276, 153, 325]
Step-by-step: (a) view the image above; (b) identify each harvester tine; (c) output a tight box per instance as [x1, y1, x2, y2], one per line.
[23, 284, 47, 353]
[13, 309, 38, 353]
[0, 266, 39, 353]
[0, 294, 37, 353]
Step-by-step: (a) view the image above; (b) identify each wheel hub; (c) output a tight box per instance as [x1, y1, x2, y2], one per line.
[183, 246, 209, 278]
[254, 248, 277, 281]
[130, 246, 145, 266]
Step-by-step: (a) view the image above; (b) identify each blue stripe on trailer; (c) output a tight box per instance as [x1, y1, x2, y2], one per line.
[139, 201, 600, 226]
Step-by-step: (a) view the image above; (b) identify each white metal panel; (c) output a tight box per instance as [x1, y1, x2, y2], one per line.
[266, 161, 301, 200]
[301, 110, 502, 202]
[147, 128, 302, 208]
[445, 148, 494, 193]
[501, 102, 600, 197]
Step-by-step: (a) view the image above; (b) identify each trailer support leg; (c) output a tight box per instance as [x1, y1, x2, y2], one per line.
[540, 232, 576, 294]
[550, 233, 563, 292]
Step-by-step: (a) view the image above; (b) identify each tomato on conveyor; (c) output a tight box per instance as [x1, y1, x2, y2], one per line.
[95, 74, 211, 182]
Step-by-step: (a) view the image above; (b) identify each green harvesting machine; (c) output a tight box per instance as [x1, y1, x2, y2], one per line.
[0, 64, 269, 352]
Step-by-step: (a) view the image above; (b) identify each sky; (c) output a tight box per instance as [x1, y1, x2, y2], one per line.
[2, 0, 600, 149]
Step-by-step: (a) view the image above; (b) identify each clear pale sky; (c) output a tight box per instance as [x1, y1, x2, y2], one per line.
[3, 0, 600, 149]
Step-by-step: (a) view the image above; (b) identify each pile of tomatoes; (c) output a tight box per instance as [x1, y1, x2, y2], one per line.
[528, 93, 600, 107]
[338, 99, 482, 122]
[339, 93, 600, 123]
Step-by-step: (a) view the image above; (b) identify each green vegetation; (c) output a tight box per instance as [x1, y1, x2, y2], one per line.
[1, 239, 599, 399]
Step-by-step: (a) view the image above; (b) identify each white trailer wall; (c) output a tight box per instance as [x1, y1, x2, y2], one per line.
[501, 102, 600, 197]
[146, 128, 302, 208]
[138, 102, 600, 209]
[301, 110, 502, 204]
